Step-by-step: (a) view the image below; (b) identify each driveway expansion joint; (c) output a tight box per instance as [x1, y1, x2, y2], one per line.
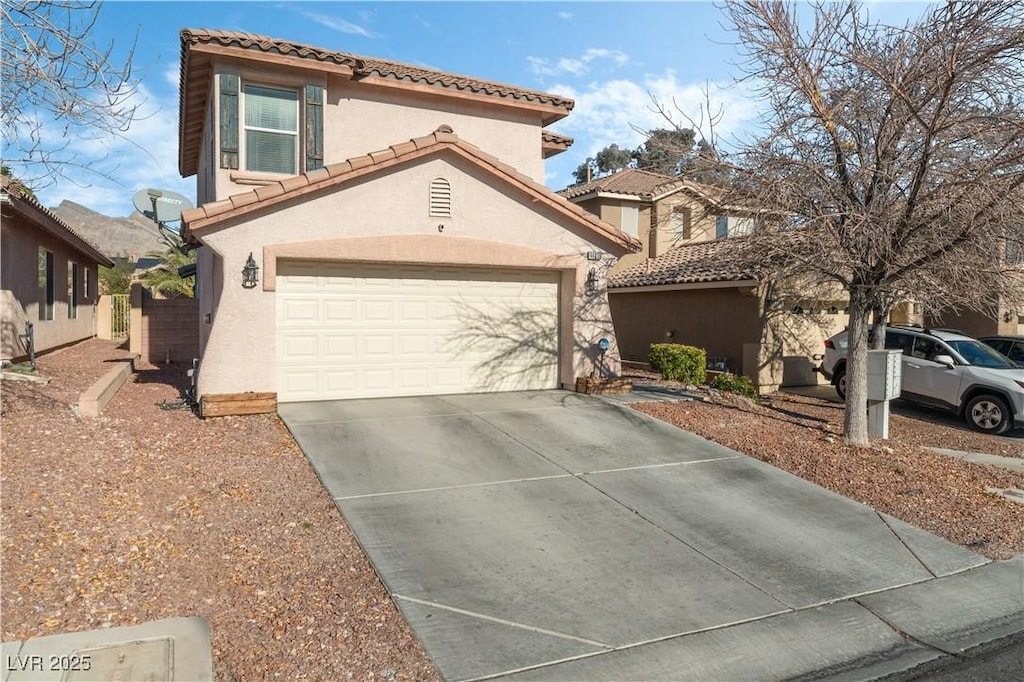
[392, 594, 612, 649]
[875, 511, 938, 578]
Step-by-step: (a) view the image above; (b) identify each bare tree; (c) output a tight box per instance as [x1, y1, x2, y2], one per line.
[1, 1, 141, 189]
[713, 0, 1024, 446]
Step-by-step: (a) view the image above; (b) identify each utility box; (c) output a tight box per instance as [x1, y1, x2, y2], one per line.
[867, 349, 902, 401]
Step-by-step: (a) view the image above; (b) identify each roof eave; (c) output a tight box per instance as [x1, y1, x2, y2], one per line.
[3, 195, 114, 267]
[609, 278, 759, 292]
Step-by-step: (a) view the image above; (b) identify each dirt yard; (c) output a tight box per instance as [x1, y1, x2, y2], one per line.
[1, 339, 438, 681]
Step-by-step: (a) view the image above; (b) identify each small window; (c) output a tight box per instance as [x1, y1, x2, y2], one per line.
[243, 84, 299, 174]
[83, 267, 90, 300]
[670, 206, 691, 240]
[621, 205, 639, 237]
[429, 178, 452, 217]
[38, 248, 54, 321]
[716, 215, 729, 239]
[717, 215, 756, 239]
[68, 261, 79, 319]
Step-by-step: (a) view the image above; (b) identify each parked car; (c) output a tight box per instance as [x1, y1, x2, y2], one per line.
[979, 335, 1024, 368]
[820, 326, 1024, 435]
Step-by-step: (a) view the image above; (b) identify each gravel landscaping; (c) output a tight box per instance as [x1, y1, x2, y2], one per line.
[631, 385, 1024, 560]
[1, 339, 438, 681]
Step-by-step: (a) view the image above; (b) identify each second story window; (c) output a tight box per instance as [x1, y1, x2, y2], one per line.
[621, 205, 639, 237]
[243, 85, 299, 174]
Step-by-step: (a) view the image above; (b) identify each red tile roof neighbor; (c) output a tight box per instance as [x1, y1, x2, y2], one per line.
[181, 125, 641, 255]
[558, 168, 725, 204]
[608, 238, 758, 288]
[178, 29, 575, 175]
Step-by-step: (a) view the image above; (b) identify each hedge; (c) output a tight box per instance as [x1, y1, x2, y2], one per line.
[649, 344, 707, 384]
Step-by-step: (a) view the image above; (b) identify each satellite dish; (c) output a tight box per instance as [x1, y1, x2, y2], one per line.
[132, 188, 194, 224]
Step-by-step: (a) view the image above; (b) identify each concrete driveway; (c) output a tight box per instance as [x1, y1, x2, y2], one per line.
[279, 390, 1022, 681]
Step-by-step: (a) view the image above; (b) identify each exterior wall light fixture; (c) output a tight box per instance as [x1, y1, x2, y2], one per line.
[242, 252, 259, 289]
[585, 268, 598, 294]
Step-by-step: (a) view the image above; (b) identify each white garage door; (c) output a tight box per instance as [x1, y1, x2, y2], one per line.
[276, 262, 560, 402]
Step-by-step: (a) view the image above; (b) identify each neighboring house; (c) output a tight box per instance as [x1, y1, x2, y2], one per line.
[606, 236, 852, 391]
[1, 175, 113, 362]
[557, 168, 761, 275]
[559, 169, 858, 390]
[176, 29, 639, 415]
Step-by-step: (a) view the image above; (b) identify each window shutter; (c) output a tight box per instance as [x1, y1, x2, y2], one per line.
[219, 74, 239, 170]
[305, 84, 324, 171]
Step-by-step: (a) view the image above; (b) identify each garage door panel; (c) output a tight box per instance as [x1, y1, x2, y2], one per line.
[280, 333, 318, 360]
[277, 265, 559, 402]
[325, 370, 358, 393]
[324, 299, 357, 321]
[323, 334, 356, 359]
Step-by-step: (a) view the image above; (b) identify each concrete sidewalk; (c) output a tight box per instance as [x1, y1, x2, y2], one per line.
[280, 390, 1024, 681]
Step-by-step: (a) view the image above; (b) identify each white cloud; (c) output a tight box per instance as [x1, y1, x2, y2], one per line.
[301, 11, 379, 39]
[30, 82, 193, 219]
[558, 11, 573, 21]
[162, 62, 180, 92]
[544, 71, 763, 188]
[528, 48, 629, 78]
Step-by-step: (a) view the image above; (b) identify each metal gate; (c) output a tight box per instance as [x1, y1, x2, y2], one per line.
[110, 294, 130, 338]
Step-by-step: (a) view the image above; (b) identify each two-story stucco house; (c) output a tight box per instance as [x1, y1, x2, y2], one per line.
[176, 29, 639, 416]
[1, 175, 113, 363]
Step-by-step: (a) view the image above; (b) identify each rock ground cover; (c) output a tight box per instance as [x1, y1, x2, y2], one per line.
[1, 339, 438, 681]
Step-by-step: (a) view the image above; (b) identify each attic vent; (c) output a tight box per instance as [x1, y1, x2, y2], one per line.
[429, 177, 452, 217]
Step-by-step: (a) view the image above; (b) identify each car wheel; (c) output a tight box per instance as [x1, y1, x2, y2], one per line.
[834, 369, 847, 400]
[964, 394, 1011, 435]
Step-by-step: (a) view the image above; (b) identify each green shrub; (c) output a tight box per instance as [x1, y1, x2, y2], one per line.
[649, 344, 707, 384]
[710, 372, 759, 401]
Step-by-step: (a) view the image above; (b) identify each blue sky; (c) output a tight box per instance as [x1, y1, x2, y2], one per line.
[24, 1, 931, 219]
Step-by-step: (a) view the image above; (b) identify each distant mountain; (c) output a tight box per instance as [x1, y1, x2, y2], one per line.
[49, 200, 165, 261]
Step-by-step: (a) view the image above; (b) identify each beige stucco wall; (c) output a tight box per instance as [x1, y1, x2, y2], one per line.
[925, 308, 1020, 337]
[1, 212, 100, 360]
[584, 190, 723, 277]
[206, 58, 548, 202]
[193, 153, 626, 399]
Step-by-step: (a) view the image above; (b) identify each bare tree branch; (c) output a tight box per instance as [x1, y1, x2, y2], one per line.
[713, 0, 1024, 445]
[1, 0, 143, 189]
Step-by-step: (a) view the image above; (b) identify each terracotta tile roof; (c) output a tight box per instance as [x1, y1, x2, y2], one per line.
[0, 175, 113, 267]
[179, 29, 574, 175]
[541, 130, 573, 159]
[181, 125, 640, 255]
[608, 238, 758, 288]
[557, 168, 727, 206]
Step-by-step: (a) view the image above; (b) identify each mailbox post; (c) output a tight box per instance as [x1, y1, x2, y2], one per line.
[866, 349, 902, 439]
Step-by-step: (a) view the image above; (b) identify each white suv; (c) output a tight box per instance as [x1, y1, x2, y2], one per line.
[820, 326, 1024, 435]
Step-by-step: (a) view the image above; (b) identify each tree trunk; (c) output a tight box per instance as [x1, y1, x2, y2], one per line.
[844, 287, 872, 446]
[869, 303, 888, 350]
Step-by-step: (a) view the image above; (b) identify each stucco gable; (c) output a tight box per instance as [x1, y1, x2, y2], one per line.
[181, 126, 640, 255]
